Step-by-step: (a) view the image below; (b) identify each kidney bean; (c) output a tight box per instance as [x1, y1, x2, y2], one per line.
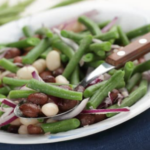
[77, 114, 95, 126]
[19, 37, 26, 40]
[7, 125, 20, 134]
[5, 73, 16, 78]
[109, 89, 119, 102]
[59, 85, 72, 90]
[27, 125, 43, 134]
[0, 66, 5, 71]
[24, 47, 33, 52]
[58, 99, 78, 112]
[27, 93, 48, 105]
[13, 56, 22, 63]
[94, 114, 106, 123]
[4, 48, 21, 59]
[20, 103, 41, 118]
[57, 85, 77, 112]
[22, 51, 29, 56]
[74, 85, 85, 92]
[40, 71, 52, 79]
[42, 75, 55, 83]
[34, 34, 43, 39]
[53, 67, 64, 77]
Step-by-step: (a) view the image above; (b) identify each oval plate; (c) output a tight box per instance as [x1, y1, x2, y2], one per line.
[0, 1, 150, 144]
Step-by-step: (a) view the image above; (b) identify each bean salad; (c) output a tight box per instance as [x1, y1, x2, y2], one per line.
[0, 11, 150, 135]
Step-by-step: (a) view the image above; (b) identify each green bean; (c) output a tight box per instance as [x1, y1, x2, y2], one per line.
[60, 54, 69, 63]
[22, 26, 33, 37]
[50, 83, 76, 89]
[63, 35, 92, 78]
[0, 94, 6, 98]
[27, 79, 83, 100]
[41, 118, 80, 133]
[0, 86, 11, 95]
[70, 67, 80, 85]
[0, 7, 23, 17]
[2, 77, 29, 87]
[50, 0, 84, 9]
[83, 53, 94, 62]
[107, 79, 148, 117]
[117, 26, 130, 46]
[0, 16, 20, 25]
[61, 30, 86, 42]
[126, 73, 142, 92]
[8, 90, 36, 99]
[0, 1, 9, 10]
[87, 60, 104, 68]
[0, 45, 6, 50]
[94, 50, 106, 59]
[22, 38, 50, 64]
[35, 27, 47, 35]
[84, 78, 125, 98]
[108, 69, 117, 76]
[126, 24, 150, 39]
[35, 27, 53, 38]
[87, 71, 125, 109]
[40, 47, 52, 59]
[0, 58, 19, 73]
[90, 42, 111, 52]
[98, 20, 110, 28]
[5, 37, 40, 48]
[52, 39, 74, 59]
[0, 0, 34, 18]
[79, 31, 91, 36]
[95, 26, 119, 41]
[78, 16, 101, 35]
[109, 39, 115, 44]
[84, 80, 107, 98]
[124, 61, 135, 83]
[133, 60, 150, 75]
[16, 0, 36, 8]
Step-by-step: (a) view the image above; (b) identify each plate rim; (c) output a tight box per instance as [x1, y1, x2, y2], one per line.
[0, 1, 150, 144]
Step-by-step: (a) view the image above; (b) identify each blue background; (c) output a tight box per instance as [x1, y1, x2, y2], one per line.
[1, 109, 150, 150]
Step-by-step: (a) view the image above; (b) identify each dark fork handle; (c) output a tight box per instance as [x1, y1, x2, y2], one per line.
[106, 32, 150, 67]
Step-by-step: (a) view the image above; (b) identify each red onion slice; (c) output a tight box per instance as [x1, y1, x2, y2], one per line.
[14, 63, 24, 67]
[119, 88, 129, 98]
[143, 71, 150, 81]
[0, 98, 17, 127]
[1, 99, 16, 108]
[0, 48, 11, 59]
[82, 107, 130, 114]
[19, 85, 31, 91]
[87, 77, 103, 88]
[32, 71, 44, 82]
[0, 113, 17, 127]
[0, 107, 13, 118]
[101, 17, 118, 33]
[51, 10, 98, 30]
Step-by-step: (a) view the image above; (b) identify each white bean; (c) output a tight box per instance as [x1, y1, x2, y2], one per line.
[18, 125, 28, 135]
[32, 59, 46, 73]
[46, 50, 61, 71]
[20, 118, 38, 126]
[41, 103, 59, 117]
[10, 118, 21, 126]
[46, 119, 56, 123]
[17, 66, 38, 79]
[55, 75, 69, 84]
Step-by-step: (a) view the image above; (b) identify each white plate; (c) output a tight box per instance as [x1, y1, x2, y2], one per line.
[0, 1, 150, 145]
